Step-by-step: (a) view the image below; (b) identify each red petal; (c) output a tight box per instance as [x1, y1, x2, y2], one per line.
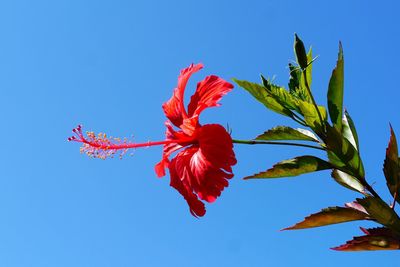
[167, 124, 236, 216]
[194, 124, 237, 202]
[169, 149, 206, 217]
[196, 124, 237, 172]
[187, 75, 234, 120]
[162, 63, 203, 128]
[155, 122, 184, 177]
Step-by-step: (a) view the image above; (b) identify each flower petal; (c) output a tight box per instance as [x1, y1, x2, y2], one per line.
[162, 63, 203, 128]
[169, 149, 206, 217]
[167, 124, 236, 216]
[155, 122, 184, 177]
[194, 124, 237, 202]
[187, 75, 234, 120]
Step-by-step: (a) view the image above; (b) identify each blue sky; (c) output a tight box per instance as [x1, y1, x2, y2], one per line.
[1, 0, 399, 266]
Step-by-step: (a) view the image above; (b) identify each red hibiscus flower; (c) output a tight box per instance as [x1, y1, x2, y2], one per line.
[69, 63, 236, 217]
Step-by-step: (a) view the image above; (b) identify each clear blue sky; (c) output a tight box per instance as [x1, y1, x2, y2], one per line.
[1, 0, 399, 266]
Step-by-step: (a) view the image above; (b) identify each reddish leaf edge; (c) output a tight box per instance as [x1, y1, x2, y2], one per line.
[331, 227, 400, 251]
[281, 202, 370, 231]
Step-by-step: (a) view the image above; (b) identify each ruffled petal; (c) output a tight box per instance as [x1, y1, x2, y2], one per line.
[155, 121, 184, 177]
[167, 124, 236, 216]
[187, 75, 234, 120]
[162, 63, 203, 128]
[193, 124, 237, 202]
[169, 148, 206, 217]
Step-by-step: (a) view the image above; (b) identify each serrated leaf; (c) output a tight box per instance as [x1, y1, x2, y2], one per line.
[357, 196, 400, 234]
[326, 125, 364, 178]
[345, 201, 368, 214]
[327, 42, 344, 130]
[261, 75, 324, 131]
[331, 169, 365, 194]
[332, 227, 400, 251]
[284, 206, 369, 230]
[384, 125, 400, 205]
[261, 76, 302, 114]
[361, 227, 399, 236]
[255, 126, 319, 142]
[342, 110, 359, 150]
[244, 156, 331, 179]
[233, 79, 294, 117]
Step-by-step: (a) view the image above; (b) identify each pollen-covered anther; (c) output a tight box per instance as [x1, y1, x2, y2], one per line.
[80, 132, 131, 159]
[69, 125, 135, 159]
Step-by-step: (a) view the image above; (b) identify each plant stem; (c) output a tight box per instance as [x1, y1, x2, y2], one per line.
[232, 139, 325, 151]
[302, 71, 325, 132]
[292, 113, 307, 126]
[363, 182, 380, 199]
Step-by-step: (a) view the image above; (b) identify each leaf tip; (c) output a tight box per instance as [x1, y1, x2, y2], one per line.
[389, 122, 394, 133]
[330, 245, 345, 251]
[280, 226, 293, 231]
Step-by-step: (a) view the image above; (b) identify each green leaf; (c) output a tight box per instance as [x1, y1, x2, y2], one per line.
[383, 125, 400, 205]
[288, 63, 300, 95]
[327, 42, 344, 130]
[297, 100, 327, 132]
[255, 126, 319, 142]
[250, 74, 325, 131]
[327, 150, 345, 168]
[342, 110, 359, 150]
[261, 76, 301, 113]
[288, 49, 313, 103]
[326, 125, 364, 178]
[294, 34, 308, 70]
[244, 156, 331, 179]
[331, 169, 365, 194]
[332, 227, 400, 251]
[283, 206, 369, 230]
[233, 79, 294, 117]
[357, 196, 400, 234]
[304, 48, 313, 90]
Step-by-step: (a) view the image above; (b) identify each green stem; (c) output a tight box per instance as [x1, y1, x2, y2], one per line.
[233, 139, 325, 151]
[302, 71, 325, 132]
[292, 113, 307, 126]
